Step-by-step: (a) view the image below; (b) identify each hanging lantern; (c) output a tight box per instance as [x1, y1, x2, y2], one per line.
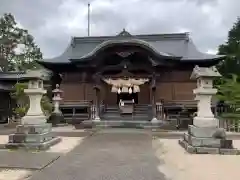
[117, 88, 121, 94]
[128, 87, 132, 94]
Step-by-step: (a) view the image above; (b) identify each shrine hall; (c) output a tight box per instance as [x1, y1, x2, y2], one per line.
[37, 29, 224, 126]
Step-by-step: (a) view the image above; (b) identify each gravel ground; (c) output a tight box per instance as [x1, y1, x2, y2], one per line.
[0, 169, 32, 180]
[155, 139, 240, 180]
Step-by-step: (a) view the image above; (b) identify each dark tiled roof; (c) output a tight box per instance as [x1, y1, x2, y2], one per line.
[0, 72, 25, 80]
[0, 84, 13, 91]
[40, 31, 224, 64]
[0, 69, 51, 81]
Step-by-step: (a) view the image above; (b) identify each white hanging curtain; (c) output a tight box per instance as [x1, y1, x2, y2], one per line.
[111, 86, 118, 93]
[133, 85, 140, 92]
[122, 86, 128, 93]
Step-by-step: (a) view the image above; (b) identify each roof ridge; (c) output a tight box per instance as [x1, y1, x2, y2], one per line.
[72, 32, 189, 43]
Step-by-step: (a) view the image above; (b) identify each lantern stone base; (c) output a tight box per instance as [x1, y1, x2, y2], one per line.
[179, 125, 239, 155]
[193, 116, 219, 128]
[47, 112, 65, 126]
[93, 116, 101, 122]
[22, 115, 47, 125]
[151, 117, 158, 123]
[5, 124, 61, 150]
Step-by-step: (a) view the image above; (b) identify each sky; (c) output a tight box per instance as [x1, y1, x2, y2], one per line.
[0, 0, 239, 58]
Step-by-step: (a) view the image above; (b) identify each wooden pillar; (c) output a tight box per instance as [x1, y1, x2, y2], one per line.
[94, 87, 100, 120]
[93, 73, 101, 121]
[81, 72, 87, 100]
[151, 72, 158, 122]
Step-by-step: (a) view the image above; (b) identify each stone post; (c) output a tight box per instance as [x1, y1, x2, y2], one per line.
[179, 66, 239, 155]
[6, 73, 61, 150]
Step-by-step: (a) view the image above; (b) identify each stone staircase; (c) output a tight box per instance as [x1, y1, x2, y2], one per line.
[97, 104, 153, 128]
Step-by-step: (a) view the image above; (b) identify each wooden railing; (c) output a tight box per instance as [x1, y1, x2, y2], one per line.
[60, 100, 93, 124]
[156, 100, 217, 130]
[156, 101, 240, 132]
[90, 100, 106, 120]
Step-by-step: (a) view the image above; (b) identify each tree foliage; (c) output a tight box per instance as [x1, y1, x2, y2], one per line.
[0, 13, 42, 71]
[217, 74, 240, 105]
[218, 17, 240, 77]
[216, 74, 240, 120]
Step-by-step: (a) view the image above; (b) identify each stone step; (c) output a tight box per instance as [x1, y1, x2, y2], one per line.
[103, 113, 150, 117]
[94, 120, 153, 128]
[102, 117, 151, 120]
[102, 117, 151, 121]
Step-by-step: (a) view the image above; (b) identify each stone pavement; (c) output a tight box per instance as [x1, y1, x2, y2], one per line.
[28, 129, 167, 180]
[0, 136, 84, 180]
[0, 151, 60, 170]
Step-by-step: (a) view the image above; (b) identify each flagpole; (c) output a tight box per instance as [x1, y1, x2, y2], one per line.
[88, 3, 90, 36]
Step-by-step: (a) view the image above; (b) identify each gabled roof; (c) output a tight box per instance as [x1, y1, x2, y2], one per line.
[38, 30, 224, 65]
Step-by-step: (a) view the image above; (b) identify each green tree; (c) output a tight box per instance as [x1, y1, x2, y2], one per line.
[217, 74, 240, 105]
[0, 13, 42, 71]
[218, 17, 240, 77]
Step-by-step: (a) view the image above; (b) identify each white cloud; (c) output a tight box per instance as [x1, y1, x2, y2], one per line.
[0, 0, 239, 58]
[206, 49, 218, 55]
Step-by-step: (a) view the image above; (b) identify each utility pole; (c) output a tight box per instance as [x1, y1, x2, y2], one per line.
[88, 3, 90, 36]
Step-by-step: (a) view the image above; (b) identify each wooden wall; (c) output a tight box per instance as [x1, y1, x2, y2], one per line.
[60, 70, 196, 104]
[156, 70, 196, 101]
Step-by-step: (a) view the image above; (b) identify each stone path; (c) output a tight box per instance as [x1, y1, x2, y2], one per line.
[0, 151, 60, 170]
[28, 130, 167, 180]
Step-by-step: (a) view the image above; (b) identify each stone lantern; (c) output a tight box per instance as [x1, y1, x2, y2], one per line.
[47, 84, 64, 126]
[191, 65, 220, 128]
[6, 70, 61, 150]
[179, 66, 239, 155]
[22, 78, 46, 124]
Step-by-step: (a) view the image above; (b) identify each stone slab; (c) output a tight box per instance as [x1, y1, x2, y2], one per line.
[9, 132, 53, 143]
[219, 148, 240, 155]
[179, 139, 240, 155]
[16, 124, 52, 134]
[0, 151, 60, 170]
[195, 146, 219, 154]
[6, 137, 61, 150]
[188, 125, 219, 138]
[184, 133, 221, 148]
[178, 139, 196, 153]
